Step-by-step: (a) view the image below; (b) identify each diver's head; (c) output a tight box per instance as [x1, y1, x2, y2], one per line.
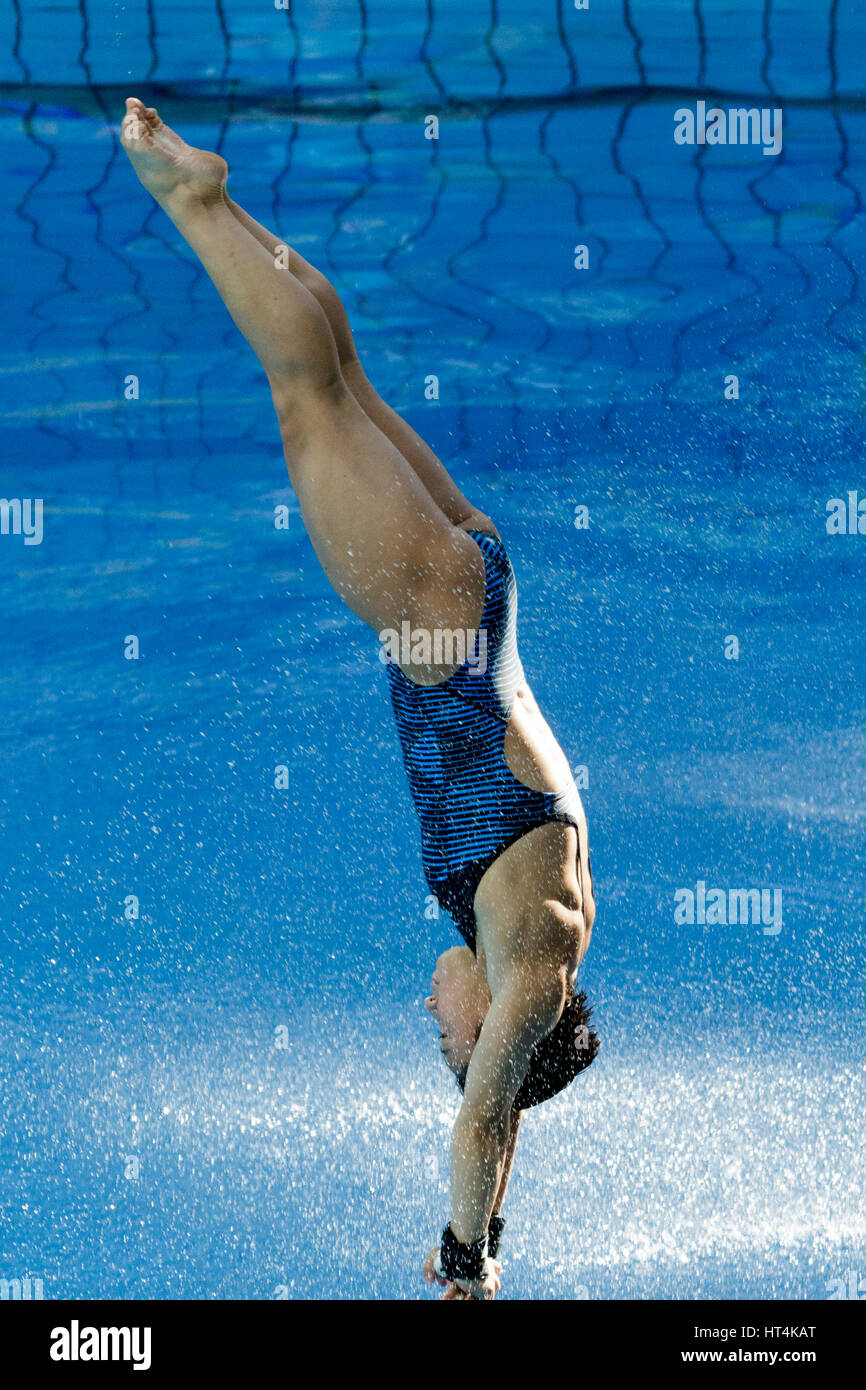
[424, 946, 490, 1077]
[425, 947, 600, 1108]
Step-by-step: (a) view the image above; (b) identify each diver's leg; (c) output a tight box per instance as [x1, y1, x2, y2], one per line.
[120, 99, 484, 646]
[224, 192, 500, 538]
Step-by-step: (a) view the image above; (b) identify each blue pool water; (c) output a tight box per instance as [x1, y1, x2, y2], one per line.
[1, 1, 865, 1300]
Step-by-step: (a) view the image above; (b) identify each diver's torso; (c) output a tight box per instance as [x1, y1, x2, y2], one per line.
[385, 529, 592, 947]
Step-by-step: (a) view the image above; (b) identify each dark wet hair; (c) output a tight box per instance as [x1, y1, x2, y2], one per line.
[455, 990, 600, 1110]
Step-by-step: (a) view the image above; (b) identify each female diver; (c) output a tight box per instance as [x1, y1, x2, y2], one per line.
[120, 97, 598, 1301]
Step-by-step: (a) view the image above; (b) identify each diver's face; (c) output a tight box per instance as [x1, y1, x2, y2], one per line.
[424, 947, 487, 1075]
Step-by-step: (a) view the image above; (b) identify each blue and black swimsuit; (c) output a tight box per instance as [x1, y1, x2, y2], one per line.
[385, 529, 586, 950]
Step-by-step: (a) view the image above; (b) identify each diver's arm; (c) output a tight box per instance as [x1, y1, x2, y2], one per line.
[491, 1109, 522, 1217]
[449, 968, 562, 1252]
[448, 1104, 510, 1248]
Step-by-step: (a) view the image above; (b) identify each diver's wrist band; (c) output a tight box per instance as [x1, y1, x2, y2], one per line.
[438, 1223, 489, 1282]
[487, 1214, 506, 1260]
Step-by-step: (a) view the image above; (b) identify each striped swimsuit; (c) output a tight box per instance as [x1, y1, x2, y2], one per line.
[385, 529, 585, 950]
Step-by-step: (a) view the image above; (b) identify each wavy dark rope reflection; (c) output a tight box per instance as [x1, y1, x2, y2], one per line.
[710, 154, 779, 365]
[828, 0, 839, 101]
[600, 96, 679, 437]
[443, 0, 547, 469]
[662, 143, 762, 428]
[343, 0, 382, 331]
[728, 141, 810, 365]
[380, 123, 495, 477]
[693, 0, 707, 89]
[555, 0, 579, 94]
[196, 1, 249, 468]
[100, 77, 159, 496]
[825, 111, 864, 450]
[101, 207, 153, 486]
[622, 0, 648, 89]
[483, 0, 507, 95]
[420, 0, 447, 100]
[83, 132, 146, 556]
[11, 0, 30, 84]
[760, 0, 776, 96]
[414, 5, 477, 465]
[79, 1, 150, 550]
[144, 0, 158, 82]
[18, 105, 80, 462]
[322, 0, 378, 308]
[537, 107, 599, 453]
[136, 195, 188, 500]
[78, 0, 155, 541]
[317, 2, 439, 473]
[440, 3, 507, 463]
[281, 0, 301, 103]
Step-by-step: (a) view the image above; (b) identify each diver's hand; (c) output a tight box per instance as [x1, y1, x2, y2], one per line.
[450, 1258, 501, 1301]
[423, 1248, 501, 1300]
[423, 1246, 450, 1289]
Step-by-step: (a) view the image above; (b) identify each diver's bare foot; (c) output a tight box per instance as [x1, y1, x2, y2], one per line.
[120, 97, 227, 208]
